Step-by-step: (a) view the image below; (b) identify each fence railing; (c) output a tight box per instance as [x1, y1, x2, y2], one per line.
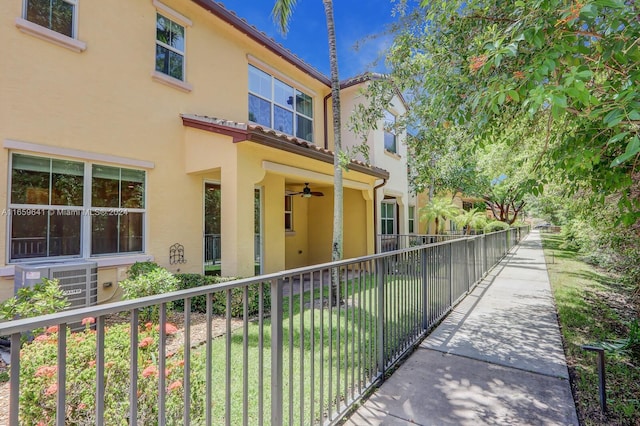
[205, 234, 261, 266]
[0, 226, 529, 425]
[377, 233, 465, 252]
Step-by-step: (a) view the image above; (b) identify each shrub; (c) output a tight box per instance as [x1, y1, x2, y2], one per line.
[0, 278, 69, 340]
[127, 261, 161, 279]
[174, 274, 270, 317]
[173, 274, 219, 313]
[0, 278, 68, 322]
[18, 320, 199, 424]
[120, 268, 179, 321]
[484, 221, 510, 233]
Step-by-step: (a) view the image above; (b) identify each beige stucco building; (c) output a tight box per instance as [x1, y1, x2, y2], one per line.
[0, 0, 420, 304]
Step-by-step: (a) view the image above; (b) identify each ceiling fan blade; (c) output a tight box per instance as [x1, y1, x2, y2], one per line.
[310, 191, 324, 197]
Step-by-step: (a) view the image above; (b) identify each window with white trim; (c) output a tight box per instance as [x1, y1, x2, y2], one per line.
[284, 195, 293, 231]
[383, 110, 397, 153]
[248, 65, 314, 142]
[381, 201, 396, 235]
[156, 13, 185, 81]
[408, 206, 415, 234]
[9, 153, 146, 261]
[24, 0, 77, 38]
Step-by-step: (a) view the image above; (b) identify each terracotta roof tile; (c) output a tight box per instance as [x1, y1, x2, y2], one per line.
[181, 114, 389, 178]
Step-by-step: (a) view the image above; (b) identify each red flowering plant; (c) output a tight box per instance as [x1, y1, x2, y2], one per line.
[18, 318, 193, 424]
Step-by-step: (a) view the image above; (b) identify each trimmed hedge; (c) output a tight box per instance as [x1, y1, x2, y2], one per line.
[174, 274, 270, 317]
[484, 221, 510, 233]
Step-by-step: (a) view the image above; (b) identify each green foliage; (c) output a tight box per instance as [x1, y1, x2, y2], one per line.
[127, 261, 161, 279]
[18, 321, 195, 424]
[597, 320, 640, 360]
[453, 208, 488, 234]
[0, 279, 69, 339]
[484, 221, 510, 233]
[419, 196, 460, 234]
[380, 0, 640, 223]
[120, 268, 179, 321]
[174, 274, 271, 318]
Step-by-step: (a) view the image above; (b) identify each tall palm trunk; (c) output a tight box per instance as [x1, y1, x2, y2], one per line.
[272, 0, 343, 305]
[324, 0, 342, 306]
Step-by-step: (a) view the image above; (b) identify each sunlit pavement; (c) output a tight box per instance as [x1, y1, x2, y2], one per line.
[345, 231, 579, 426]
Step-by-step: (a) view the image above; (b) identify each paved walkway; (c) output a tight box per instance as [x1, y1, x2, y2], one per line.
[345, 231, 579, 426]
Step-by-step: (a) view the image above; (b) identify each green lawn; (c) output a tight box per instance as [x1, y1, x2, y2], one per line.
[542, 234, 640, 425]
[185, 272, 436, 425]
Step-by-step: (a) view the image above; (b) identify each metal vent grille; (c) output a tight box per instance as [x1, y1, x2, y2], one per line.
[14, 262, 99, 330]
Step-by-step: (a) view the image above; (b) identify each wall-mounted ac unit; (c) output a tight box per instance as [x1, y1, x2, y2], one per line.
[14, 261, 98, 329]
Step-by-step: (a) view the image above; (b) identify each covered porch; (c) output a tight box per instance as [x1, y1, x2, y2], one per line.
[181, 114, 388, 277]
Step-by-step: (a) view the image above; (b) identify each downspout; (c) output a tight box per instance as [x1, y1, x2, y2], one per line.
[373, 178, 388, 253]
[323, 92, 332, 149]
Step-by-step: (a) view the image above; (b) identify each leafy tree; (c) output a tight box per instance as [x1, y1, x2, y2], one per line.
[272, 0, 343, 305]
[384, 0, 640, 224]
[419, 196, 460, 234]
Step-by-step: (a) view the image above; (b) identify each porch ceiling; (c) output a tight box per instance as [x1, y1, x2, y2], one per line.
[181, 114, 390, 180]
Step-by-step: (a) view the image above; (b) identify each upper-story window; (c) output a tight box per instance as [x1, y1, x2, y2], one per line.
[24, 0, 77, 38]
[248, 65, 314, 142]
[156, 13, 185, 81]
[384, 110, 397, 154]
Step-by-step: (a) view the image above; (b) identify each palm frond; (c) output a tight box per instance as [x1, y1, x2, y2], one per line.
[271, 0, 298, 35]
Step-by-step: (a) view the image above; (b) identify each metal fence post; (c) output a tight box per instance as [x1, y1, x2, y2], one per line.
[421, 248, 428, 331]
[270, 279, 284, 425]
[449, 243, 454, 307]
[583, 345, 607, 413]
[484, 235, 489, 273]
[464, 240, 470, 292]
[376, 257, 386, 375]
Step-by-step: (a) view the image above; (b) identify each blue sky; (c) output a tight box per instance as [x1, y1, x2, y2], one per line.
[218, 1, 398, 78]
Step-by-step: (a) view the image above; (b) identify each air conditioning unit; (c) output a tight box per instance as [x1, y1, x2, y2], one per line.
[14, 261, 98, 330]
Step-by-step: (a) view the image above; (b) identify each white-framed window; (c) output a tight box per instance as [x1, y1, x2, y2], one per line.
[156, 13, 185, 81]
[408, 206, 415, 234]
[8, 153, 145, 261]
[284, 195, 293, 231]
[381, 201, 396, 235]
[23, 0, 77, 38]
[248, 65, 314, 142]
[383, 110, 397, 153]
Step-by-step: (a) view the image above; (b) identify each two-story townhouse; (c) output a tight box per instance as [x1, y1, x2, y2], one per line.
[339, 74, 414, 251]
[0, 0, 390, 303]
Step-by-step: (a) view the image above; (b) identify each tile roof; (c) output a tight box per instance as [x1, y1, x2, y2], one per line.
[181, 114, 390, 179]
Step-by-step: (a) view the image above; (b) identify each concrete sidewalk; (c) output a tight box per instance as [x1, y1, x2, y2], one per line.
[345, 231, 579, 426]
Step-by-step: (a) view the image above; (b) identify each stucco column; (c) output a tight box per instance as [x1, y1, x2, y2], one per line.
[362, 189, 375, 254]
[260, 173, 286, 273]
[220, 151, 265, 277]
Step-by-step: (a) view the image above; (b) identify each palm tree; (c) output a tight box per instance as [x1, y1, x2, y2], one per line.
[272, 0, 343, 305]
[453, 208, 487, 235]
[419, 197, 460, 235]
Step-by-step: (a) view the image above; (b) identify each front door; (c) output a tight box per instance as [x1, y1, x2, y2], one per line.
[204, 183, 221, 275]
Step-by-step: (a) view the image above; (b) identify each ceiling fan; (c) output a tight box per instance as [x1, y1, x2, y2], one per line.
[290, 183, 324, 198]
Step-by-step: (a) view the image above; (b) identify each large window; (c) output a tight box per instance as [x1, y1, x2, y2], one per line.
[9, 153, 145, 261]
[383, 110, 397, 153]
[24, 0, 77, 38]
[156, 13, 185, 81]
[381, 201, 396, 235]
[91, 165, 145, 255]
[248, 65, 314, 142]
